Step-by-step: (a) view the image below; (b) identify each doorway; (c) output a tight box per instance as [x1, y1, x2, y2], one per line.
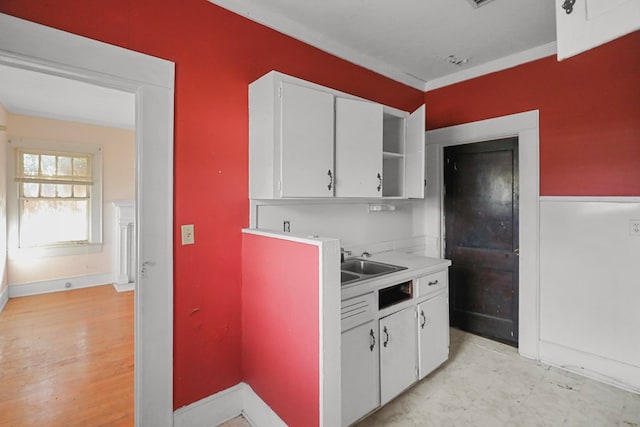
[444, 138, 519, 346]
[0, 13, 174, 426]
[425, 110, 539, 359]
[0, 64, 136, 424]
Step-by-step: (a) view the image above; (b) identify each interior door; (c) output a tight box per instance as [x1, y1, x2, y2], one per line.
[444, 138, 519, 345]
[555, 0, 640, 59]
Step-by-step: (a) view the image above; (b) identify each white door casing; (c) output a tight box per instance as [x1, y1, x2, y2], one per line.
[0, 13, 175, 427]
[425, 110, 540, 360]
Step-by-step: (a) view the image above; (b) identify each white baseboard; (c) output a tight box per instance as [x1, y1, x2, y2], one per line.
[8, 273, 115, 298]
[540, 340, 640, 394]
[113, 282, 135, 292]
[173, 382, 286, 427]
[242, 384, 287, 427]
[0, 286, 8, 313]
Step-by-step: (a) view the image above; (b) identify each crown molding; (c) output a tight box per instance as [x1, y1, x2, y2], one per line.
[208, 2, 557, 93]
[207, 0, 427, 90]
[425, 42, 557, 91]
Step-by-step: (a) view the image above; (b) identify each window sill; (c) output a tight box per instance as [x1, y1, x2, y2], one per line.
[10, 243, 103, 259]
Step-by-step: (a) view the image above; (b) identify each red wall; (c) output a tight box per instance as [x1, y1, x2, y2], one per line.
[425, 31, 640, 196]
[0, 0, 423, 409]
[242, 233, 319, 427]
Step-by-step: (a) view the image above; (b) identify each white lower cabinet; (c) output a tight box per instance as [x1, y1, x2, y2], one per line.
[379, 306, 418, 405]
[417, 292, 449, 379]
[341, 267, 450, 425]
[341, 320, 380, 427]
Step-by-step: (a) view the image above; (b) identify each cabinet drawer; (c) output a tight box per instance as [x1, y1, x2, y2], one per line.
[341, 292, 375, 332]
[417, 270, 447, 297]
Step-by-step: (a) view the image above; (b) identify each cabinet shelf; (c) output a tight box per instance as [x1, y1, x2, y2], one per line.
[382, 151, 404, 159]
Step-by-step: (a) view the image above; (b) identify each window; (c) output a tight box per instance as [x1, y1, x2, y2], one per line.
[8, 139, 103, 256]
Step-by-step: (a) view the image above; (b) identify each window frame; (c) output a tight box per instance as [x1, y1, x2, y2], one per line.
[7, 138, 103, 258]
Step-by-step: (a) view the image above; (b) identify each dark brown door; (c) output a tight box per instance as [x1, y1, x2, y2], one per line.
[444, 138, 519, 345]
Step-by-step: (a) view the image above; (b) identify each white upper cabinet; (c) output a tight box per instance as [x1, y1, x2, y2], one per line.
[556, 0, 640, 60]
[335, 97, 383, 198]
[280, 82, 335, 197]
[249, 71, 425, 199]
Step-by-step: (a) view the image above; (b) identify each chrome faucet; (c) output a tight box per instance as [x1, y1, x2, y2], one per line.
[340, 247, 352, 263]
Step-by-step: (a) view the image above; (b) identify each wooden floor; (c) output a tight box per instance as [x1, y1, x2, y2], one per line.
[0, 285, 134, 427]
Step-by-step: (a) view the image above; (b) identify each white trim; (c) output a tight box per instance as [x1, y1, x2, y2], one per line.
[319, 239, 341, 427]
[243, 384, 287, 427]
[8, 273, 114, 298]
[540, 196, 640, 203]
[425, 42, 557, 91]
[114, 282, 135, 293]
[172, 383, 287, 427]
[207, 1, 426, 91]
[0, 286, 8, 313]
[425, 110, 540, 360]
[173, 383, 244, 427]
[0, 13, 175, 427]
[242, 227, 335, 246]
[207, 2, 558, 92]
[540, 340, 640, 394]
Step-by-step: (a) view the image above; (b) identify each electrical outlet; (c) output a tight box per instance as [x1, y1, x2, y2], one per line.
[283, 220, 291, 232]
[630, 219, 640, 237]
[181, 224, 195, 245]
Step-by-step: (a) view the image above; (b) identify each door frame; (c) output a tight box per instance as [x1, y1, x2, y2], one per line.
[0, 13, 175, 426]
[425, 110, 539, 360]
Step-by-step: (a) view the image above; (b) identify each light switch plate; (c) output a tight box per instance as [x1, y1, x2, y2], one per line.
[181, 224, 195, 245]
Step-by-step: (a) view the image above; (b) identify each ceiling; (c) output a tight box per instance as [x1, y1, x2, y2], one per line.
[0, 1, 556, 129]
[208, 0, 557, 90]
[0, 64, 135, 130]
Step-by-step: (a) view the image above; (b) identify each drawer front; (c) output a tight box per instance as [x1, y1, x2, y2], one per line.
[417, 270, 448, 297]
[341, 292, 375, 332]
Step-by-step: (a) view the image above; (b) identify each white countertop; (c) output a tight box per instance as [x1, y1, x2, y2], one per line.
[340, 251, 451, 300]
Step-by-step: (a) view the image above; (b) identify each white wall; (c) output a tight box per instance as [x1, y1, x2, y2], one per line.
[540, 197, 640, 392]
[254, 200, 427, 256]
[0, 103, 8, 302]
[6, 114, 134, 286]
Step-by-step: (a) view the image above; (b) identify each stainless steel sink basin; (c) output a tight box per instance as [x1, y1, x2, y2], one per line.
[341, 271, 360, 284]
[342, 259, 401, 275]
[340, 258, 406, 285]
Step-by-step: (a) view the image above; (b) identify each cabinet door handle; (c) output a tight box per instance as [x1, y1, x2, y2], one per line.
[383, 326, 389, 347]
[561, 0, 575, 14]
[377, 172, 382, 192]
[428, 279, 439, 286]
[327, 169, 333, 191]
[369, 328, 376, 351]
[420, 310, 427, 329]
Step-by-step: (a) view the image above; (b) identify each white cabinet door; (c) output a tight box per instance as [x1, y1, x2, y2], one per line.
[556, 0, 640, 60]
[341, 321, 380, 427]
[280, 82, 335, 197]
[404, 104, 425, 199]
[418, 293, 449, 380]
[335, 97, 383, 198]
[379, 306, 417, 405]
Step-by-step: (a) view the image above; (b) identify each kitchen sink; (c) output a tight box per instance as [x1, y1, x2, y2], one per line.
[340, 258, 407, 285]
[341, 271, 360, 284]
